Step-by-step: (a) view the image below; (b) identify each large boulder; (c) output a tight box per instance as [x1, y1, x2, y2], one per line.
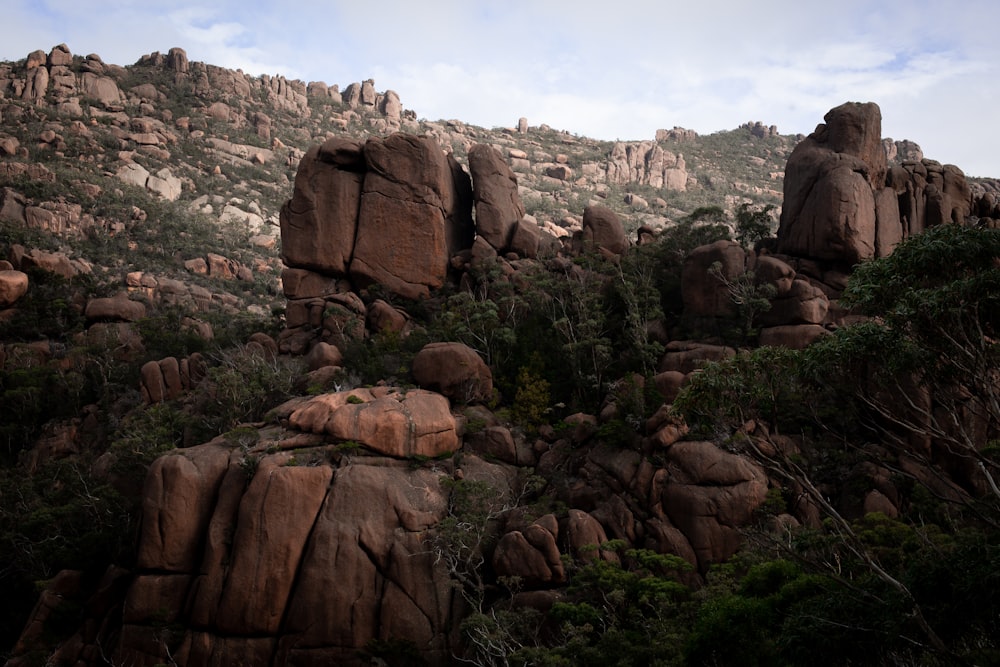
[289, 387, 459, 458]
[680, 240, 748, 317]
[891, 159, 974, 236]
[777, 102, 885, 264]
[777, 101, 974, 264]
[350, 134, 474, 299]
[84, 292, 147, 323]
[493, 515, 565, 587]
[116, 437, 498, 666]
[280, 138, 365, 275]
[411, 342, 493, 404]
[0, 269, 29, 307]
[80, 72, 124, 108]
[468, 143, 525, 252]
[274, 462, 454, 664]
[659, 441, 768, 571]
[137, 444, 233, 572]
[757, 278, 829, 326]
[582, 204, 627, 256]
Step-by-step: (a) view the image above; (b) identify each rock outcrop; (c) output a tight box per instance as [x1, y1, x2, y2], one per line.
[412, 342, 494, 404]
[105, 430, 527, 666]
[677, 101, 981, 351]
[777, 101, 974, 265]
[288, 387, 459, 458]
[467, 144, 525, 253]
[606, 141, 688, 191]
[0, 269, 29, 307]
[581, 204, 628, 256]
[281, 133, 475, 301]
[139, 354, 207, 404]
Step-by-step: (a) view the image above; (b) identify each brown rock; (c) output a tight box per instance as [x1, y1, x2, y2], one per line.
[0, 188, 26, 225]
[48, 44, 73, 67]
[280, 267, 341, 299]
[565, 509, 616, 562]
[0, 270, 29, 307]
[215, 461, 333, 634]
[18, 248, 80, 279]
[139, 361, 167, 403]
[184, 257, 208, 274]
[289, 388, 460, 458]
[246, 332, 278, 360]
[124, 574, 192, 625]
[137, 444, 233, 571]
[863, 489, 898, 518]
[168, 47, 189, 74]
[23, 62, 49, 104]
[280, 140, 364, 275]
[305, 341, 343, 371]
[659, 341, 736, 375]
[278, 463, 452, 660]
[653, 370, 687, 404]
[777, 102, 891, 264]
[468, 143, 525, 252]
[159, 357, 184, 400]
[753, 255, 795, 296]
[681, 240, 748, 317]
[350, 134, 472, 299]
[80, 72, 123, 108]
[758, 278, 829, 326]
[758, 324, 831, 349]
[509, 217, 541, 259]
[494, 531, 554, 585]
[0, 136, 21, 157]
[84, 292, 147, 323]
[465, 425, 519, 465]
[494, 519, 565, 586]
[661, 441, 768, 570]
[366, 298, 410, 335]
[412, 341, 493, 404]
[582, 204, 627, 256]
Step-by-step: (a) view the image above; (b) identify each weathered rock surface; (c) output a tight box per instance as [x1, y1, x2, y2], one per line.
[412, 342, 493, 404]
[84, 292, 147, 323]
[777, 101, 974, 264]
[113, 435, 534, 666]
[468, 143, 525, 252]
[0, 269, 29, 307]
[280, 133, 474, 300]
[351, 134, 471, 299]
[280, 138, 365, 274]
[139, 353, 206, 404]
[659, 440, 769, 570]
[606, 141, 688, 190]
[289, 387, 459, 458]
[582, 204, 628, 256]
[680, 240, 747, 317]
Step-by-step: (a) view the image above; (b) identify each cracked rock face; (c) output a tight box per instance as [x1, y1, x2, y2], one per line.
[122, 435, 469, 666]
[280, 133, 475, 301]
[777, 101, 973, 265]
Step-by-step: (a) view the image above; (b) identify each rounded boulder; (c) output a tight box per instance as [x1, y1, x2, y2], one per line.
[411, 342, 493, 404]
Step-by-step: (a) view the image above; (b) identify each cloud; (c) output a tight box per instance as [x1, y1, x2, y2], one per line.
[2, 1, 999, 175]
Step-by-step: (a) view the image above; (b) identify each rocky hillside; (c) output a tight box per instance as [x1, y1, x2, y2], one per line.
[2, 45, 1000, 667]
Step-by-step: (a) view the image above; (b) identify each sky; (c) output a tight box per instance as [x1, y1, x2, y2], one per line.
[3, 0, 999, 177]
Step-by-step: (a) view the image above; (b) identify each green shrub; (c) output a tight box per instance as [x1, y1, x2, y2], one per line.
[194, 345, 302, 432]
[511, 367, 551, 430]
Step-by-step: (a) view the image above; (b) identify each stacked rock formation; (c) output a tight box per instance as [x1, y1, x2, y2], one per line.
[279, 133, 474, 303]
[677, 101, 983, 352]
[777, 101, 974, 264]
[278, 134, 562, 354]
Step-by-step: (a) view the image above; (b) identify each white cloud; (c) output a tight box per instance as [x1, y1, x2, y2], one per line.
[2, 0, 999, 175]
